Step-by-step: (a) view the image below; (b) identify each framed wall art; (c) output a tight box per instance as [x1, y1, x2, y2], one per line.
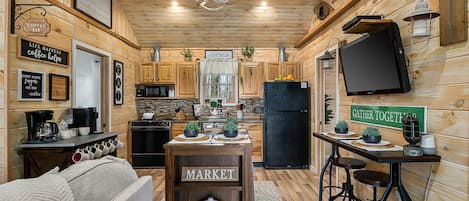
[74, 0, 112, 29]
[18, 69, 45, 101]
[49, 74, 69, 101]
[114, 60, 124, 105]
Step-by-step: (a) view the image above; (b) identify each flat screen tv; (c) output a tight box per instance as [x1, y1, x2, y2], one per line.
[339, 22, 410, 96]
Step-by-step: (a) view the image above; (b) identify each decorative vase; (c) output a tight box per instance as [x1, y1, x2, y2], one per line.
[334, 127, 349, 134]
[363, 135, 381, 143]
[184, 56, 192, 62]
[224, 130, 238, 138]
[184, 129, 198, 138]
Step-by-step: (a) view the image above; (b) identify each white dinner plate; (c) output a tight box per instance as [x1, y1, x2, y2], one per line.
[356, 139, 391, 146]
[328, 131, 356, 136]
[176, 134, 207, 139]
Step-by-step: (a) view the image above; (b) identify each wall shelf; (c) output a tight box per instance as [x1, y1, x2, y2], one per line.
[343, 19, 393, 34]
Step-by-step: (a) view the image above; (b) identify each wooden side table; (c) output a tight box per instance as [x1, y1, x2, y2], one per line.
[17, 132, 118, 178]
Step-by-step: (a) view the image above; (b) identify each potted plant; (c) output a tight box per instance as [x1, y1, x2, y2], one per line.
[180, 48, 194, 62]
[184, 121, 200, 138]
[224, 121, 238, 138]
[334, 120, 348, 134]
[362, 127, 381, 143]
[241, 46, 255, 62]
[226, 117, 237, 124]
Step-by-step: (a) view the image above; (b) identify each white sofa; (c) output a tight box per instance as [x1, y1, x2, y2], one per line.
[0, 156, 153, 201]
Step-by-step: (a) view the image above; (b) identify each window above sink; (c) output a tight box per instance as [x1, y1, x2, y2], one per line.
[199, 58, 239, 106]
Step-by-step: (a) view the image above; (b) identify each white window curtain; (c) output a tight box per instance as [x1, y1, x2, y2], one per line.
[200, 58, 239, 105]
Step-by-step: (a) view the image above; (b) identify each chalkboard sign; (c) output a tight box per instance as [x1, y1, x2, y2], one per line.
[18, 69, 45, 101]
[17, 37, 70, 67]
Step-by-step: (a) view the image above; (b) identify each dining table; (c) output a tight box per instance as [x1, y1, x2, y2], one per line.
[313, 132, 441, 201]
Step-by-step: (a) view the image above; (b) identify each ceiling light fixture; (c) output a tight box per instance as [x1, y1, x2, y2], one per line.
[196, 0, 229, 11]
[261, 2, 268, 7]
[171, 1, 179, 6]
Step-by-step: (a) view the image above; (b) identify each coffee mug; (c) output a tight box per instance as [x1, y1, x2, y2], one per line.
[72, 149, 90, 163]
[84, 148, 94, 160]
[94, 144, 104, 158]
[107, 139, 116, 153]
[78, 127, 90, 136]
[101, 142, 110, 155]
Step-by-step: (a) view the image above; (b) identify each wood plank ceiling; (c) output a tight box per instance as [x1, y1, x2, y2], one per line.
[117, 0, 319, 48]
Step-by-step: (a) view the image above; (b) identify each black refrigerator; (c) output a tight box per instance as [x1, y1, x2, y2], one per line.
[263, 82, 310, 169]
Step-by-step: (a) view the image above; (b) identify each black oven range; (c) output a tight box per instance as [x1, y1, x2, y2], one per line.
[130, 119, 171, 168]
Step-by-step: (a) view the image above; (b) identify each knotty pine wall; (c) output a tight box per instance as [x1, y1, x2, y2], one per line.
[0, 0, 7, 183]
[140, 48, 298, 63]
[6, 0, 140, 180]
[298, 0, 468, 200]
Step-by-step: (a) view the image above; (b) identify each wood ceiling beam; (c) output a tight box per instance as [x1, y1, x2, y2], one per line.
[294, 0, 360, 48]
[45, 0, 141, 50]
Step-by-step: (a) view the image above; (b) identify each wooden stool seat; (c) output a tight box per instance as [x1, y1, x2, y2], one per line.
[353, 170, 390, 187]
[333, 157, 366, 169]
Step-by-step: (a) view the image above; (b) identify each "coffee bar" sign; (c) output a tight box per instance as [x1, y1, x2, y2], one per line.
[17, 37, 70, 67]
[181, 166, 239, 182]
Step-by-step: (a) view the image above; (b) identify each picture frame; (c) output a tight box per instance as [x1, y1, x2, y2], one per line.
[49, 74, 70, 101]
[74, 0, 112, 29]
[18, 69, 45, 101]
[114, 60, 124, 105]
[192, 104, 201, 117]
[205, 50, 233, 59]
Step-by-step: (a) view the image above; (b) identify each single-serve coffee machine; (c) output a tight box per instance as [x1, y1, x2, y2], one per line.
[25, 110, 59, 143]
[71, 107, 100, 134]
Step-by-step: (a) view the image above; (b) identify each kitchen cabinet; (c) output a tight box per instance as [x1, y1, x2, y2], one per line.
[138, 62, 176, 84]
[239, 62, 263, 98]
[238, 122, 263, 163]
[171, 122, 185, 139]
[264, 62, 300, 82]
[176, 62, 199, 98]
[157, 62, 176, 83]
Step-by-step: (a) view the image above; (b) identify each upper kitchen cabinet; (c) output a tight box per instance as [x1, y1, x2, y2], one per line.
[157, 62, 177, 83]
[176, 62, 199, 98]
[264, 62, 300, 82]
[138, 62, 176, 84]
[139, 63, 156, 83]
[239, 62, 263, 98]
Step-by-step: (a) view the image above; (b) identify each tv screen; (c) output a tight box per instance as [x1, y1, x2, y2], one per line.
[339, 22, 410, 96]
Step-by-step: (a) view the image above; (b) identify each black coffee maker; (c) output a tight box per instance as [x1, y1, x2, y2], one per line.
[71, 107, 100, 133]
[25, 110, 59, 143]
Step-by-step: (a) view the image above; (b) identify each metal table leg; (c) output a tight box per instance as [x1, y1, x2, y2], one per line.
[380, 162, 412, 201]
[319, 143, 338, 201]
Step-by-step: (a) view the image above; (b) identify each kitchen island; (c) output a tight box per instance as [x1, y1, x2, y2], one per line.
[164, 135, 254, 201]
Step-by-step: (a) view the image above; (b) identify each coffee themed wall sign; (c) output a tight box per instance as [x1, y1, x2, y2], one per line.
[17, 37, 70, 67]
[114, 60, 124, 105]
[18, 69, 45, 101]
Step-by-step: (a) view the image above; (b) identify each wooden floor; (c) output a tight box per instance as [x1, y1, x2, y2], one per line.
[136, 167, 326, 201]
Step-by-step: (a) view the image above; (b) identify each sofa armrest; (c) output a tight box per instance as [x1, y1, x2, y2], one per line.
[111, 176, 153, 201]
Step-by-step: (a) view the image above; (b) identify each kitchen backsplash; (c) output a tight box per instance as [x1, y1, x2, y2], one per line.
[136, 98, 263, 118]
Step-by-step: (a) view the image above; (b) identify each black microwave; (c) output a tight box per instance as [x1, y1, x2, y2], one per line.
[144, 86, 169, 97]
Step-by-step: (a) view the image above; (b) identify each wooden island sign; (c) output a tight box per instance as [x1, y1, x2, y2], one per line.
[181, 166, 239, 182]
[17, 37, 70, 67]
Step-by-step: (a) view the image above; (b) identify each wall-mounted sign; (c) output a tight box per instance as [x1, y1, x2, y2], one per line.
[350, 105, 427, 133]
[181, 166, 239, 182]
[18, 69, 45, 101]
[17, 37, 70, 67]
[205, 50, 233, 59]
[23, 18, 51, 37]
[113, 60, 124, 105]
[74, 0, 112, 29]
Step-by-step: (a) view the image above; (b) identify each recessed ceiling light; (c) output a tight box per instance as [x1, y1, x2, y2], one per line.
[172, 1, 179, 6]
[261, 2, 268, 7]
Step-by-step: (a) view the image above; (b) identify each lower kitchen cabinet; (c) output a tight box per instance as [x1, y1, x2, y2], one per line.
[238, 122, 263, 163]
[171, 122, 186, 139]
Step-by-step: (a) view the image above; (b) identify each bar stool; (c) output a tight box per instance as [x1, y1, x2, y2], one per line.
[330, 157, 366, 201]
[353, 170, 390, 201]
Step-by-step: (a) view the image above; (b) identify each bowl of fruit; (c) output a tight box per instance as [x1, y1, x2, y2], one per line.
[274, 74, 295, 81]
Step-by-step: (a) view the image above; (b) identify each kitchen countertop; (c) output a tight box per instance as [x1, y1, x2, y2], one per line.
[17, 132, 118, 148]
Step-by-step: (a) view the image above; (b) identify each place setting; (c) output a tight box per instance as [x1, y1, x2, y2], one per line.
[322, 121, 361, 140]
[342, 127, 402, 151]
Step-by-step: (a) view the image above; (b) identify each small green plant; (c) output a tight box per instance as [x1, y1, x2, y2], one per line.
[184, 121, 200, 131]
[224, 122, 238, 131]
[335, 121, 348, 129]
[241, 46, 255, 58]
[362, 127, 381, 137]
[180, 48, 194, 57]
[226, 118, 237, 125]
[210, 101, 218, 108]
